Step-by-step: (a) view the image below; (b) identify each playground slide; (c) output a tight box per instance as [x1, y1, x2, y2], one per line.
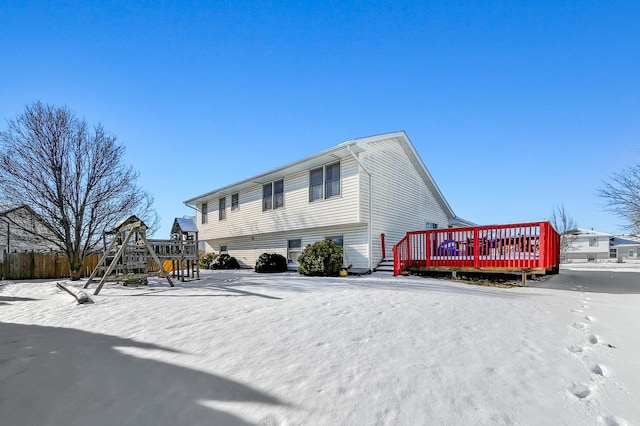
[162, 260, 173, 273]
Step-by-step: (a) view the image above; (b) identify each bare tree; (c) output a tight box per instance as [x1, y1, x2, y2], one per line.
[550, 204, 578, 261]
[598, 164, 640, 234]
[0, 102, 158, 280]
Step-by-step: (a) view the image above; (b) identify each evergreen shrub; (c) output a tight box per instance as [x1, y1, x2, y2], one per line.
[209, 254, 240, 270]
[200, 252, 218, 269]
[255, 253, 288, 273]
[297, 238, 343, 276]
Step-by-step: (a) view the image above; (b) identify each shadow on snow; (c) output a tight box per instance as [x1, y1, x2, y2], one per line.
[0, 322, 287, 426]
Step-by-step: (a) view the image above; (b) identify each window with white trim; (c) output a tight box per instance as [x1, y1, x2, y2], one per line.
[327, 235, 343, 247]
[288, 239, 302, 263]
[219, 197, 226, 221]
[589, 237, 598, 247]
[201, 202, 208, 224]
[309, 162, 340, 202]
[263, 179, 284, 211]
[231, 193, 239, 211]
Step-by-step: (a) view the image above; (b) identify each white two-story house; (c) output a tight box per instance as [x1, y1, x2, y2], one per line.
[563, 228, 614, 262]
[184, 131, 470, 271]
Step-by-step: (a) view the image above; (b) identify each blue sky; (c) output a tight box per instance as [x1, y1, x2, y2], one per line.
[1, 0, 639, 237]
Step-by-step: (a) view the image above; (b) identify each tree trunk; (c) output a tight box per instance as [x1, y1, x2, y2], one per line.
[69, 251, 82, 281]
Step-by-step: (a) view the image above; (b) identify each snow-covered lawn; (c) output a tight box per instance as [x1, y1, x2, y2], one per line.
[1, 268, 638, 426]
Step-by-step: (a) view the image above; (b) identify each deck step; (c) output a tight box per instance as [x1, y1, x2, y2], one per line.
[375, 258, 395, 273]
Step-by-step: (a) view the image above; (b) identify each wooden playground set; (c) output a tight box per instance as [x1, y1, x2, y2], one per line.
[83, 215, 200, 295]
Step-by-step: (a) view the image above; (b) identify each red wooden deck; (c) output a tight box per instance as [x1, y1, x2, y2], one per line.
[392, 221, 560, 276]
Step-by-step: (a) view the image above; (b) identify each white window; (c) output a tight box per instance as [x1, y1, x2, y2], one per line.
[325, 163, 340, 198]
[231, 193, 239, 211]
[309, 168, 323, 202]
[219, 197, 226, 221]
[288, 239, 302, 263]
[220, 245, 228, 254]
[309, 162, 340, 202]
[262, 183, 272, 211]
[327, 235, 343, 247]
[201, 202, 208, 224]
[263, 179, 284, 211]
[589, 237, 598, 247]
[609, 248, 617, 259]
[426, 222, 439, 230]
[274, 180, 284, 209]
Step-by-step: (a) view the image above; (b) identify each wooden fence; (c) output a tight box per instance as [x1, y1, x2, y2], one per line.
[1, 252, 100, 280]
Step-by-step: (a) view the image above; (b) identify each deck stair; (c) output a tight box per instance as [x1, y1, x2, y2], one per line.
[375, 257, 395, 273]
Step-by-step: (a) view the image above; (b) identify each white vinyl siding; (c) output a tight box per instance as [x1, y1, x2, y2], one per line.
[360, 137, 449, 262]
[190, 132, 458, 270]
[202, 225, 368, 269]
[197, 157, 360, 242]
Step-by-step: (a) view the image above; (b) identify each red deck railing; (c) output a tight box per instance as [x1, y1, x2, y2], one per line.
[392, 221, 560, 276]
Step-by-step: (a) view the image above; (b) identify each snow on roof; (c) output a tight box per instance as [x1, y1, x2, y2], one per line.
[107, 215, 147, 233]
[172, 217, 198, 234]
[611, 237, 640, 246]
[567, 228, 613, 237]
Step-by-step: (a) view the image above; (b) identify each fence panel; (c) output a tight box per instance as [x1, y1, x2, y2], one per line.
[0, 252, 99, 280]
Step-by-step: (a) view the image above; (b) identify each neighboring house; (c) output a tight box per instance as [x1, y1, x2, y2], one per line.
[0, 205, 58, 255]
[563, 228, 612, 262]
[610, 236, 640, 262]
[184, 131, 469, 271]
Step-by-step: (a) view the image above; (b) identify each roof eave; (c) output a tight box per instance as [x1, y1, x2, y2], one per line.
[183, 141, 364, 205]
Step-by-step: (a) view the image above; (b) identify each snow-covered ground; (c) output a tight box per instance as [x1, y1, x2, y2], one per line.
[561, 262, 640, 273]
[1, 267, 639, 426]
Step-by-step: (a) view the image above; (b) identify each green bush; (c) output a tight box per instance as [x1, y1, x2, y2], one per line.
[255, 253, 288, 273]
[199, 252, 218, 269]
[209, 254, 240, 270]
[297, 238, 343, 276]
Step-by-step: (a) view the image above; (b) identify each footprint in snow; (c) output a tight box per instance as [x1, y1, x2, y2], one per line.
[567, 382, 592, 399]
[602, 415, 629, 426]
[588, 335, 599, 345]
[570, 309, 583, 313]
[591, 364, 608, 377]
[584, 315, 595, 322]
[572, 323, 588, 330]
[567, 345, 584, 353]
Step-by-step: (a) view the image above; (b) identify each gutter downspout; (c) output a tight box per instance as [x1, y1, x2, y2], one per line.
[347, 145, 373, 273]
